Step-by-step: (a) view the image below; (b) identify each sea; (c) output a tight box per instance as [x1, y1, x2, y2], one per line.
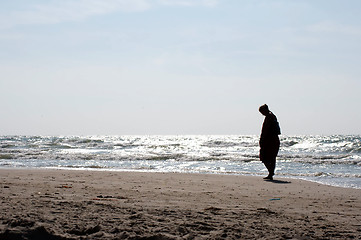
[0, 135, 360, 189]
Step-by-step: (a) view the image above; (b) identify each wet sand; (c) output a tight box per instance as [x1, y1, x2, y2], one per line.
[0, 168, 360, 239]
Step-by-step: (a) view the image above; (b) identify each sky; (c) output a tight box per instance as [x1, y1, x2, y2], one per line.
[1, 0, 361, 135]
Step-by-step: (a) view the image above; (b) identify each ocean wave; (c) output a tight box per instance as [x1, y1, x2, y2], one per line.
[277, 171, 361, 178]
[1, 135, 360, 164]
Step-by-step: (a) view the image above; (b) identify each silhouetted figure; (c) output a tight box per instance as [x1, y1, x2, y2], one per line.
[259, 104, 281, 180]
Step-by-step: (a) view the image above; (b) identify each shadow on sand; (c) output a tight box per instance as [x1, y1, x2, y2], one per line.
[264, 179, 291, 184]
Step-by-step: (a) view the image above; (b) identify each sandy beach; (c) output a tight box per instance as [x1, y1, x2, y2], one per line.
[0, 169, 360, 239]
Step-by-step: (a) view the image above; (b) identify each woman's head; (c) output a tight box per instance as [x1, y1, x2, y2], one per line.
[259, 104, 270, 116]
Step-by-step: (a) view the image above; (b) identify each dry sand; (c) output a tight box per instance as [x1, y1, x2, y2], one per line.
[0, 168, 360, 239]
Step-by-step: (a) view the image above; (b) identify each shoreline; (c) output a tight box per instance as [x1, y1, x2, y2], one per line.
[1, 166, 360, 190]
[1, 168, 360, 239]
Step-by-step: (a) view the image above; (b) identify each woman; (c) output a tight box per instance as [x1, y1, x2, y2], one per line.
[259, 104, 281, 180]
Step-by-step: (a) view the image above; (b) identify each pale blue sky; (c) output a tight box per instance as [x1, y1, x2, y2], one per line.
[1, 0, 360, 135]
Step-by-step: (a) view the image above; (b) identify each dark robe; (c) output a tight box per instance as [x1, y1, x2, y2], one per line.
[259, 112, 280, 176]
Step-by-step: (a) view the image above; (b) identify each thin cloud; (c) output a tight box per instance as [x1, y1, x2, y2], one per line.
[0, 0, 219, 29]
[307, 21, 361, 36]
[157, 0, 219, 7]
[0, 0, 149, 29]
[0, 0, 150, 28]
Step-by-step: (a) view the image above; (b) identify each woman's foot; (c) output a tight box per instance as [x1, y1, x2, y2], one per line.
[263, 175, 273, 180]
